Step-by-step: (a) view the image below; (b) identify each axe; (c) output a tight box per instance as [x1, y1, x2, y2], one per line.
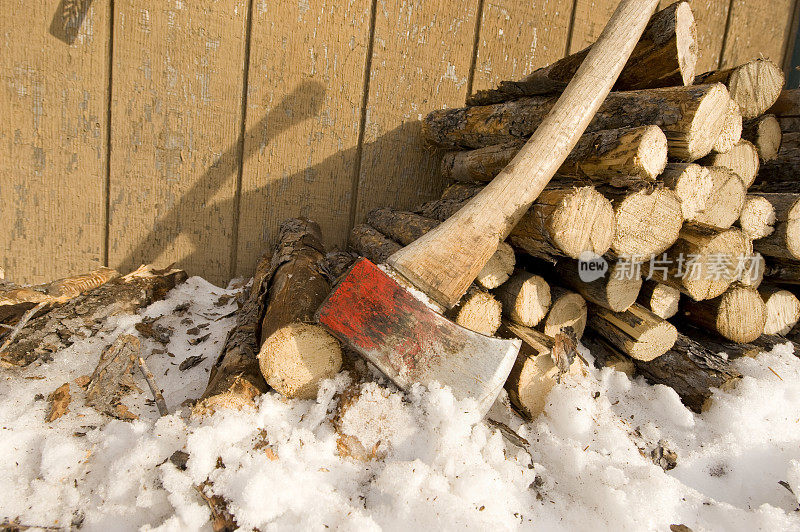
[318, 0, 661, 414]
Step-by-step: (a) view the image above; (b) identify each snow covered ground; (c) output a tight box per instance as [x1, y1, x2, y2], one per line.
[1, 276, 800, 531]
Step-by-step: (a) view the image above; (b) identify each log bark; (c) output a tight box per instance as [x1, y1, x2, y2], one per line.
[539, 286, 587, 339]
[646, 227, 751, 301]
[495, 270, 551, 327]
[763, 257, 800, 285]
[699, 140, 759, 188]
[695, 59, 785, 119]
[602, 187, 683, 259]
[737, 195, 776, 240]
[682, 284, 767, 343]
[348, 224, 402, 264]
[658, 163, 713, 220]
[712, 99, 743, 153]
[686, 167, 746, 231]
[582, 331, 741, 413]
[750, 193, 800, 260]
[556, 258, 641, 312]
[424, 84, 731, 161]
[760, 284, 800, 335]
[441, 125, 667, 186]
[196, 253, 271, 412]
[779, 116, 800, 133]
[679, 322, 798, 360]
[466, 1, 697, 106]
[582, 333, 635, 376]
[257, 219, 342, 400]
[1, 265, 186, 367]
[767, 88, 800, 117]
[751, 133, 800, 193]
[637, 280, 680, 319]
[742, 115, 781, 161]
[587, 302, 677, 361]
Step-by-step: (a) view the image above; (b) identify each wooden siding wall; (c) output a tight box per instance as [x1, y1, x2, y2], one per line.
[2, 0, 798, 285]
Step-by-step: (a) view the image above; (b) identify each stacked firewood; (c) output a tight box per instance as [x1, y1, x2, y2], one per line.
[345, 1, 800, 418]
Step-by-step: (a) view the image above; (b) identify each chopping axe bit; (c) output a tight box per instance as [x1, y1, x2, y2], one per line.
[317, 0, 661, 415]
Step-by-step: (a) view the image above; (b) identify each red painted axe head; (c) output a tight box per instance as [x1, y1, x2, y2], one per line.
[316, 258, 521, 415]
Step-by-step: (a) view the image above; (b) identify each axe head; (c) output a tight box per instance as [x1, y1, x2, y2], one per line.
[316, 258, 521, 415]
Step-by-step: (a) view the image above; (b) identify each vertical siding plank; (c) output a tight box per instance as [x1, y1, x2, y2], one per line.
[0, 1, 110, 283]
[720, 0, 796, 68]
[471, 0, 574, 93]
[567, 0, 618, 53]
[235, 0, 373, 275]
[107, 0, 249, 285]
[353, 0, 481, 224]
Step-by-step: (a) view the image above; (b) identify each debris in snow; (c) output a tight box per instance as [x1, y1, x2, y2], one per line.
[651, 439, 679, 471]
[85, 334, 142, 420]
[45, 382, 71, 422]
[179, 355, 206, 371]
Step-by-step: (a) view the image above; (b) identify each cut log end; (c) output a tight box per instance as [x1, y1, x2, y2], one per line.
[739, 195, 776, 240]
[636, 125, 670, 180]
[258, 323, 343, 400]
[701, 139, 760, 188]
[712, 100, 743, 154]
[678, 228, 751, 301]
[606, 264, 644, 312]
[682, 83, 731, 161]
[542, 289, 587, 339]
[743, 114, 782, 161]
[453, 289, 503, 336]
[610, 188, 683, 259]
[475, 242, 515, 289]
[761, 287, 800, 335]
[639, 282, 680, 319]
[660, 163, 713, 220]
[728, 59, 785, 119]
[688, 167, 746, 231]
[674, 2, 698, 87]
[632, 320, 679, 362]
[496, 271, 551, 328]
[717, 285, 768, 343]
[549, 187, 616, 259]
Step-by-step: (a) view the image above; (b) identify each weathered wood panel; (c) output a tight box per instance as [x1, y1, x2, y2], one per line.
[107, 0, 249, 285]
[721, 0, 796, 68]
[0, 1, 110, 284]
[352, 0, 481, 225]
[471, 0, 574, 93]
[234, 0, 373, 276]
[567, 0, 619, 54]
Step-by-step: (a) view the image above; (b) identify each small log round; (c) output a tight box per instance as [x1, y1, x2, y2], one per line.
[699, 140, 760, 188]
[557, 258, 642, 312]
[476, 242, 515, 289]
[738, 252, 765, 288]
[587, 303, 678, 361]
[696, 59, 785, 119]
[742, 115, 781, 161]
[659, 163, 713, 220]
[450, 287, 503, 336]
[738, 195, 776, 240]
[712, 99, 743, 153]
[682, 284, 767, 343]
[349, 224, 401, 264]
[637, 280, 680, 319]
[760, 285, 800, 335]
[495, 270, 551, 327]
[258, 323, 343, 399]
[605, 188, 683, 259]
[751, 193, 800, 261]
[687, 166, 746, 231]
[540, 287, 587, 339]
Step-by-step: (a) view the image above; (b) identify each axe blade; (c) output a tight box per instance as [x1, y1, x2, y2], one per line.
[316, 258, 521, 414]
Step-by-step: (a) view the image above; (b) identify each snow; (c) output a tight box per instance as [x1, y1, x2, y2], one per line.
[2, 277, 800, 531]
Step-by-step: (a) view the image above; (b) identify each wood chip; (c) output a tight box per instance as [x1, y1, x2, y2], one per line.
[46, 382, 71, 422]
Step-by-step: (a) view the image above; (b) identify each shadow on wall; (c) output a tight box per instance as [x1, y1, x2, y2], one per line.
[115, 80, 447, 284]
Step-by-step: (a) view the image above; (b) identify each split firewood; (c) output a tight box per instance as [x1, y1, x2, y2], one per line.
[466, 1, 697, 106]
[1, 265, 186, 367]
[737, 195, 776, 240]
[424, 84, 731, 161]
[647, 227, 751, 301]
[685, 167, 746, 231]
[539, 286, 587, 339]
[695, 59, 785, 119]
[602, 187, 683, 260]
[750, 193, 800, 261]
[500, 322, 582, 419]
[742, 115, 781, 161]
[556, 258, 641, 312]
[419, 185, 615, 261]
[699, 140, 759, 188]
[86, 334, 142, 420]
[196, 253, 272, 412]
[759, 285, 800, 335]
[587, 302, 677, 361]
[637, 280, 680, 319]
[494, 270, 551, 328]
[441, 125, 668, 186]
[257, 219, 342, 400]
[767, 88, 800, 117]
[448, 287, 503, 336]
[712, 100, 743, 154]
[0, 267, 118, 324]
[582, 331, 741, 413]
[658, 163, 713, 220]
[682, 284, 767, 343]
[365, 207, 515, 288]
[348, 224, 402, 263]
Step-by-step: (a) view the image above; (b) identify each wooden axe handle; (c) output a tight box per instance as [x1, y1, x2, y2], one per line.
[388, 0, 661, 309]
